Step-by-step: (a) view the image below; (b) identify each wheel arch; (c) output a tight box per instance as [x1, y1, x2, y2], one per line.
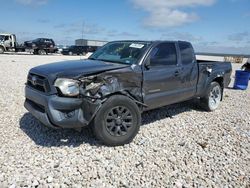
[84, 91, 144, 126]
[211, 76, 224, 101]
[103, 91, 146, 111]
[212, 76, 224, 88]
[0, 45, 6, 51]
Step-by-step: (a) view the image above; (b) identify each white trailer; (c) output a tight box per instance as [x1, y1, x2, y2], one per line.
[75, 39, 107, 47]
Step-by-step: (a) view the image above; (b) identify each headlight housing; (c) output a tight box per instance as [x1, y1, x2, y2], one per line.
[54, 78, 80, 97]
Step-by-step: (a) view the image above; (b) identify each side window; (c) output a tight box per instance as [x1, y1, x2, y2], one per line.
[4, 36, 9, 41]
[150, 43, 177, 66]
[179, 42, 195, 65]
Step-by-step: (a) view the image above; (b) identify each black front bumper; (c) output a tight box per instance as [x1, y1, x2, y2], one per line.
[24, 86, 88, 129]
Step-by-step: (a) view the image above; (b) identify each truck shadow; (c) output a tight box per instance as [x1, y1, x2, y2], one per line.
[19, 99, 204, 147]
[141, 99, 204, 125]
[19, 113, 99, 147]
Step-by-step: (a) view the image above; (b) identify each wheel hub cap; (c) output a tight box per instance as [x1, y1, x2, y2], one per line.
[209, 85, 221, 109]
[115, 117, 122, 125]
[105, 106, 133, 137]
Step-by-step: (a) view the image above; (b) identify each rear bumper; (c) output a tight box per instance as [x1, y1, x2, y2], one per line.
[24, 86, 88, 129]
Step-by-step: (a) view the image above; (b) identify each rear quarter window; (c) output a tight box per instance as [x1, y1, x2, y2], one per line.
[179, 42, 195, 65]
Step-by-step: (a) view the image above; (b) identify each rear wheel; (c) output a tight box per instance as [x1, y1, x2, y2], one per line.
[0, 46, 5, 54]
[201, 82, 222, 111]
[93, 95, 141, 146]
[69, 51, 73, 55]
[38, 49, 46, 55]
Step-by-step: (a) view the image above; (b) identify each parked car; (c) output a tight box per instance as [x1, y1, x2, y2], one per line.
[24, 40, 232, 146]
[56, 45, 69, 54]
[24, 38, 58, 55]
[61, 45, 86, 55]
[61, 45, 98, 55]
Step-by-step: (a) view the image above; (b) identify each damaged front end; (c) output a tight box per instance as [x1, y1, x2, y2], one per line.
[76, 75, 116, 125]
[74, 72, 146, 126]
[79, 75, 119, 99]
[25, 66, 145, 129]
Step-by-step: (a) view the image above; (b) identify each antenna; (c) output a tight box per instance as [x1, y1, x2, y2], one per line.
[81, 21, 84, 41]
[80, 21, 85, 60]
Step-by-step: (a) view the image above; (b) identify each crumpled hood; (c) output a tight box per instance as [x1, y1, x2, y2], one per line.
[30, 59, 130, 80]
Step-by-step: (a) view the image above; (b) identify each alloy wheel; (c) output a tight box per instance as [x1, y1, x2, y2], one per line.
[105, 106, 134, 137]
[209, 85, 221, 109]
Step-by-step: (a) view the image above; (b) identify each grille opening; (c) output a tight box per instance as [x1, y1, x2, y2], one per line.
[26, 99, 45, 113]
[27, 81, 46, 92]
[29, 73, 45, 80]
[27, 73, 51, 93]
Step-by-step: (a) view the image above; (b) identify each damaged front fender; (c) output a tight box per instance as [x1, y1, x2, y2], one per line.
[76, 66, 146, 125]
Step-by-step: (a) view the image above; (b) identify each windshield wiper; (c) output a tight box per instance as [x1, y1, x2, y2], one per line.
[88, 57, 97, 60]
[88, 57, 128, 65]
[96, 59, 126, 64]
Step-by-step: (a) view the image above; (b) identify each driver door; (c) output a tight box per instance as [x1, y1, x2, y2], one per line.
[4, 36, 11, 48]
[143, 42, 185, 110]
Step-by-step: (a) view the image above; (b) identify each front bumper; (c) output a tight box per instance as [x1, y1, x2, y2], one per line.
[24, 86, 88, 129]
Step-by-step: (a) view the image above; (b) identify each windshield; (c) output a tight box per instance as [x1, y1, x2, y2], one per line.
[32, 38, 41, 42]
[89, 41, 151, 64]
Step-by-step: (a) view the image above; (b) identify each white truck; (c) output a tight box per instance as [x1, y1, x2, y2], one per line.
[0, 33, 20, 53]
[0, 33, 57, 55]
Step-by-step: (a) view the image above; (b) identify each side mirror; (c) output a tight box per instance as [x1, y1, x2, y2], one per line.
[144, 58, 151, 69]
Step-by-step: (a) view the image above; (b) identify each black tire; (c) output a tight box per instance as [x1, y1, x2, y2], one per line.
[201, 82, 222, 111]
[93, 95, 141, 146]
[0, 46, 5, 54]
[38, 49, 46, 55]
[33, 49, 38, 55]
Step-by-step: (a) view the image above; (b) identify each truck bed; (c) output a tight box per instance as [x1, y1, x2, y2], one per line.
[196, 60, 232, 96]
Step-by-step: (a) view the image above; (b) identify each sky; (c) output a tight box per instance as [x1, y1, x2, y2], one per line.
[0, 0, 250, 54]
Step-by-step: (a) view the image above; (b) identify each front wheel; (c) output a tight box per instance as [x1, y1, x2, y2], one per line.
[201, 82, 222, 111]
[0, 46, 4, 54]
[93, 95, 141, 146]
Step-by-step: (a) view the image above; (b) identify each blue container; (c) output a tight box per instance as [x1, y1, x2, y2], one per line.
[233, 70, 249, 90]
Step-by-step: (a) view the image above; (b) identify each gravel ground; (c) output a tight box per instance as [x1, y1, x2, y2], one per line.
[0, 54, 249, 187]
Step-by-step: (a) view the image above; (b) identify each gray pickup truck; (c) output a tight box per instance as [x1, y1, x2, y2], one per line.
[24, 40, 232, 146]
